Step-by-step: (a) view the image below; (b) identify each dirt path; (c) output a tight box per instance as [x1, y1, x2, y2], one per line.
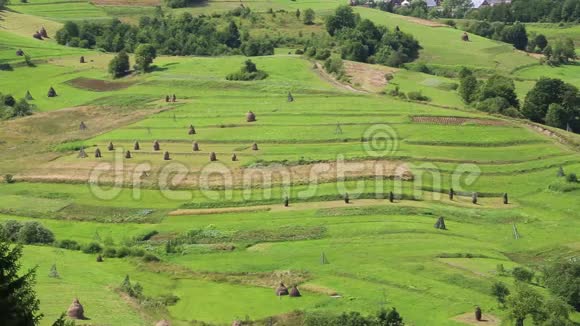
[313, 62, 368, 94]
[452, 312, 500, 326]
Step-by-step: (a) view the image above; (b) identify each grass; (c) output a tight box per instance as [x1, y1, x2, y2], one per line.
[0, 5, 580, 326]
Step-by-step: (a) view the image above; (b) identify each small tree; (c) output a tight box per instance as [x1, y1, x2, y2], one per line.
[48, 263, 60, 278]
[491, 282, 510, 307]
[506, 282, 546, 326]
[512, 266, 534, 283]
[295, 9, 300, 19]
[108, 50, 130, 78]
[134, 44, 156, 73]
[303, 8, 315, 25]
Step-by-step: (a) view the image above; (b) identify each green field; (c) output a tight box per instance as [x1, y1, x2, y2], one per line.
[1, 2, 580, 326]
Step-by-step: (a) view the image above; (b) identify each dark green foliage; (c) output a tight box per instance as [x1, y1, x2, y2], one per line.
[303, 8, 315, 25]
[120, 275, 143, 298]
[55, 239, 81, 251]
[545, 38, 577, 66]
[142, 253, 160, 262]
[133, 230, 158, 242]
[0, 220, 54, 244]
[240, 38, 274, 56]
[407, 91, 431, 102]
[501, 23, 528, 50]
[522, 78, 579, 125]
[135, 44, 156, 73]
[458, 73, 478, 104]
[0, 93, 34, 120]
[165, 0, 203, 8]
[51, 313, 76, 326]
[566, 173, 578, 183]
[491, 281, 510, 306]
[81, 242, 102, 254]
[506, 283, 547, 325]
[226, 60, 268, 81]
[108, 50, 130, 78]
[480, 75, 519, 108]
[324, 55, 345, 77]
[512, 266, 534, 283]
[223, 21, 241, 48]
[544, 260, 580, 311]
[0, 242, 43, 326]
[103, 248, 117, 258]
[325, 5, 358, 36]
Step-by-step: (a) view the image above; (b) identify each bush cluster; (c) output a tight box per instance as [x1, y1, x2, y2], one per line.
[0, 220, 54, 244]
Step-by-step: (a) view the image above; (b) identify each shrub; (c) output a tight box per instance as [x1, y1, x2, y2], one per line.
[143, 253, 160, 262]
[323, 55, 345, 76]
[226, 60, 268, 81]
[116, 246, 131, 258]
[56, 239, 81, 250]
[130, 248, 145, 257]
[82, 242, 103, 254]
[566, 173, 577, 183]
[0, 220, 23, 242]
[407, 91, 431, 102]
[103, 247, 117, 258]
[17, 222, 55, 244]
[295, 49, 304, 55]
[512, 266, 534, 283]
[133, 230, 158, 242]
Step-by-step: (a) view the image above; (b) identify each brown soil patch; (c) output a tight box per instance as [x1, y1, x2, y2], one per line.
[343, 60, 398, 93]
[403, 16, 447, 27]
[313, 62, 367, 94]
[452, 312, 500, 326]
[1, 105, 168, 174]
[91, 0, 160, 6]
[411, 116, 510, 126]
[67, 77, 136, 92]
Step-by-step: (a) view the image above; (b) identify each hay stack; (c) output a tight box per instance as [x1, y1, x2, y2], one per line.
[80, 56, 85, 63]
[125, 150, 132, 159]
[40, 26, 48, 38]
[462, 32, 470, 42]
[79, 121, 87, 130]
[67, 298, 85, 319]
[47, 86, 57, 97]
[289, 285, 301, 297]
[94, 148, 102, 158]
[251, 143, 259, 151]
[153, 140, 160, 151]
[107, 142, 114, 151]
[163, 151, 170, 161]
[193, 141, 200, 152]
[165, 95, 170, 103]
[276, 282, 289, 296]
[33, 31, 43, 40]
[557, 166, 565, 177]
[434, 217, 446, 230]
[449, 188, 454, 201]
[96, 255, 103, 262]
[156, 320, 171, 326]
[246, 111, 256, 122]
[472, 192, 478, 205]
[25, 90, 33, 100]
[287, 92, 294, 102]
[188, 125, 196, 135]
[344, 193, 349, 204]
[503, 193, 509, 205]
[172, 94, 176, 102]
[16, 49, 24, 56]
[389, 191, 394, 203]
[475, 306, 482, 321]
[284, 197, 289, 207]
[78, 148, 87, 158]
[209, 152, 217, 162]
[231, 153, 237, 161]
[134, 141, 140, 150]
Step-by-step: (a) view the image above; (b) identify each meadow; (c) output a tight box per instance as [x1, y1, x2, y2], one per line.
[0, 2, 580, 326]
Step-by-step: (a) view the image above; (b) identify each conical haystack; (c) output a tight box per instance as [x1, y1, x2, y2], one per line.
[284, 197, 289, 207]
[344, 193, 349, 204]
[40, 26, 48, 38]
[107, 142, 114, 151]
[434, 217, 446, 230]
[67, 298, 85, 319]
[475, 306, 482, 321]
[246, 111, 256, 122]
[134, 141, 140, 150]
[153, 140, 160, 151]
[289, 285, 301, 297]
[80, 56, 85, 63]
[78, 148, 87, 158]
[16, 49, 24, 56]
[276, 282, 289, 296]
[389, 191, 394, 203]
[172, 94, 176, 102]
[165, 95, 170, 103]
[209, 152, 217, 162]
[79, 121, 87, 130]
[25, 90, 34, 100]
[47, 86, 57, 97]
[462, 32, 469, 42]
[96, 254, 103, 262]
[472, 192, 478, 205]
[231, 153, 237, 161]
[503, 193, 509, 205]
[193, 141, 200, 151]
[251, 143, 259, 151]
[163, 151, 170, 161]
[449, 188, 454, 200]
[94, 148, 102, 158]
[188, 125, 196, 135]
[125, 150, 132, 159]
[287, 92, 294, 102]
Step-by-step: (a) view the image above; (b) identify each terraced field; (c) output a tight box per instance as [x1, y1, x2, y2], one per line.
[1, 2, 580, 326]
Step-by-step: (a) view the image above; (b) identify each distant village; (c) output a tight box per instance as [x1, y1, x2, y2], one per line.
[348, 0, 511, 9]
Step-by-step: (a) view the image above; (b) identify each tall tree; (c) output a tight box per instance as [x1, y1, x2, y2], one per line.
[459, 74, 479, 104]
[108, 50, 130, 78]
[0, 241, 43, 326]
[506, 283, 546, 326]
[224, 21, 241, 48]
[134, 44, 156, 73]
[325, 5, 357, 36]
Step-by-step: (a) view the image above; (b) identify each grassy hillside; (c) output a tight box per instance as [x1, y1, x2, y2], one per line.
[1, 3, 580, 326]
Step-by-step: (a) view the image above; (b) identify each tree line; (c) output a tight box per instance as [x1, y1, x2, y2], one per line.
[55, 8, 274, 57]
[468, 0, 580, 23]
[459, 69, 579, 132]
